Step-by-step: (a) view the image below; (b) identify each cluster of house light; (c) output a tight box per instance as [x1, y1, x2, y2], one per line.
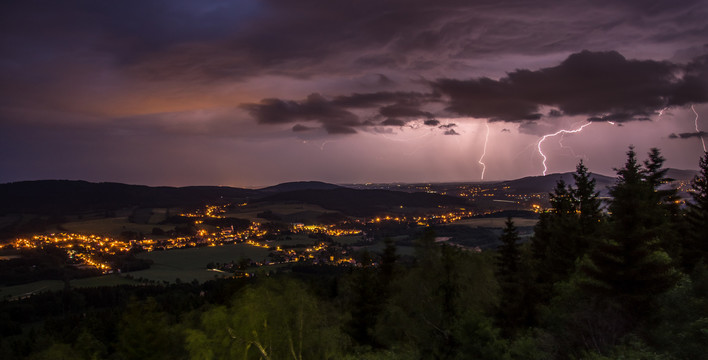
[7, 201, 497, 273]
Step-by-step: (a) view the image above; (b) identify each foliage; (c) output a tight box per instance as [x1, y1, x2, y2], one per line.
[185, 278, 345, 360]
[684, 151, 708, 269]
[116, 297, 185, 360]
[375, 230, 499, 359]
[495, 217, 530, 334]
[581, 147, 679, 323]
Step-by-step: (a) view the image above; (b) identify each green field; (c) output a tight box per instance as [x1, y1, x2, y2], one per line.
[352, 242, 416, 257]
[448, 217, 538, 228]
[333, 235, 366, 245]
[0, 244, 272, 298]
[226, 203, 338, 222]
[62, 216, 173, 237]
[0, 280, 64, 300]
[0, 275, 140, 300]
[128, 243, 272, 283]
[271, 234, 316, 247]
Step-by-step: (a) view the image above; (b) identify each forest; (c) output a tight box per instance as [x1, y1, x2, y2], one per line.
[1, 147, 707, 360]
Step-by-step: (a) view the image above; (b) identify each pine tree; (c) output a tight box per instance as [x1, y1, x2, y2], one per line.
[572, 160, 603, 245]
[379, 237, 398, 289]
[496, 217, 524, 334]
[644, 148, 683, 260]
[528, 161, 606, 323]
[535, 180, 579, 285]
[684, 151, 708, 269]
[582, 147, 678, 321]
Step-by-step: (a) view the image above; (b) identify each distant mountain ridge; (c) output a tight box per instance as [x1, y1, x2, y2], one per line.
[256, 188, 468, 217]
[1, 169, 697, 215]
[258, 181, 343, 193]
[0, 180, 259, 215]
[495, 168, 697, 196]
[496, 172, 616, 196]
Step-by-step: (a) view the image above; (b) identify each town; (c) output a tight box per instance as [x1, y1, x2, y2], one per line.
[3, 201, 496, 275]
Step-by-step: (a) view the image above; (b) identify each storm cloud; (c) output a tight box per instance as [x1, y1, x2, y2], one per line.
[432, 50, 708, 122]
[241, 91, 441, 134]
[244, 50, 708, 134]
[2, 0, 708, 185]
[669, 131, 708, 139]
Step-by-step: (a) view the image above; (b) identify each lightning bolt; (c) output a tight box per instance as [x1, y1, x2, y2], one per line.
[558, 133, 583, 159]
[658, 107, 667, 118]
[537, 122, 593, 176]
[692, 105, 707, 152]
[478, 122, 490, 180]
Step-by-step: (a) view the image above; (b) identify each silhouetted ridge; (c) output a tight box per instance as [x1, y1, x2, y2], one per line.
[259, 181, 343, 193]
[0, 180, 259, 215]
[257, 188, 468, 217]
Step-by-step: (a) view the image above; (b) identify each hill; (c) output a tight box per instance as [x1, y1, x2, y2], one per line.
[256, 188, 469, 217]
[488, 168, 697, 198]
[258, 181, 343, 193]
[0, 180, 260, 215]
[495, 172, 616, 196]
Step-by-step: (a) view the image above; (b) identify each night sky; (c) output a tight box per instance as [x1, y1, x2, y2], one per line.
[1, 0, 707, 187]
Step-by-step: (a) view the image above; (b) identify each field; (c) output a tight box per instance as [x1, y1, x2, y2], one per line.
[62, 216, 173, 237]
[353, 242, 417, 257]
[226, 203, 340, 222]
[128, 243, 272, 283]
[447, 217, 539, 228]
[0, 275, 140, 300]
[0, 244, 272, 298]
[333, 235, 367, 245]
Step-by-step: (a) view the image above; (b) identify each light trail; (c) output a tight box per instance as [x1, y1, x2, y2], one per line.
[537, 122, 593, 175]
[478, 122, 490, 180]
[692, 105, 707, 152]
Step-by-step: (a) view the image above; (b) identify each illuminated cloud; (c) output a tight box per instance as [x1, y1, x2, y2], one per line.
[1, 0, 708, 185]
[240, 91, 440, 134]
[432, 51, 708, 123]
[242, 50, 708, 136]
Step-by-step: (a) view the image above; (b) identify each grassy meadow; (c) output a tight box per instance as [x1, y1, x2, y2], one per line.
[128, 243, 272, 283]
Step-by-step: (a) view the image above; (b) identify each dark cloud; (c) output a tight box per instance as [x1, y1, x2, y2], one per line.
[292, 124, 314, 132]
[587, 113, 651, 122]
[432, 50, 708, 122]
[240, 93, 361, 134]
[242, 50, 708, 136]
[669, 131, 708, 139]
[2, 0, 708, 186]
[379, 103, 433, 119]
[668, 55, 708, 105]
[381, 118, 406, 126]
[376, 74, 395, 86]
[242, 91, 441, 134]
[444, 129, 460, 136]
[501, 128, 510, 133]
[5, 0, 705, 86]
[548, 109, 563, 117]
[331, 92, 437, 109]
[324, 124, 357, 134]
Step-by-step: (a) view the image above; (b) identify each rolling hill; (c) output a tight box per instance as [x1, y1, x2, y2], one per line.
[256, 188, 469, 217]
